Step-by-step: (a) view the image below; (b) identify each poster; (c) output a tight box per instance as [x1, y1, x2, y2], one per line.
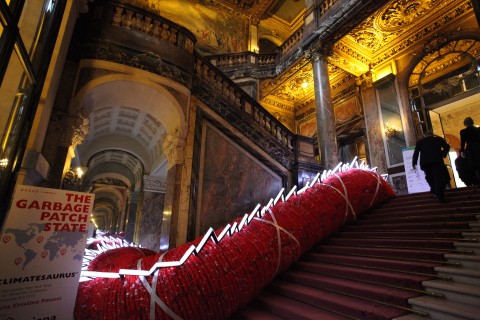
[0, 186, 94, 320]
[402, 146, 430, 194]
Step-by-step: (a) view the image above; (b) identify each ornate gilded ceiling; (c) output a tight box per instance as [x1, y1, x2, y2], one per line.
[260, 0, 475, 117]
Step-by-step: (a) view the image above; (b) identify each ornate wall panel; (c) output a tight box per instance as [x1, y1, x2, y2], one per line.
[196, 122, 282, 236]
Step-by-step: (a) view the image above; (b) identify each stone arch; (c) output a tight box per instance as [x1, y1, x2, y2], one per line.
[71, 63, 191, 175]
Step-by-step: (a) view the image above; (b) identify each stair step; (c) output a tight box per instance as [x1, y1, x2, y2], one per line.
[237, 186, 480, 320]
[343, 221, 473, 231]
[229, 304, 283, 320]
[252, 291, 352, 320]
[324, 237, 456, 250]
[470, 221, 480, 228]
[337, 230, 466, 239]
[409, 295, 480, 320]
[304, 252, 442, 274]
[269, 280, 410, 320]
[314, 244, 453, 261]
[231, 303, 285, 320]
[463, 232, 480, 240]
[355, 213, 479, 225]
[422, 280, 480, 306]
[454, 241, 480, 254]
[294, 261, 433, 290]
[363, 207, 480, 220]
[445, 253, 480, 268]
[434, 266, 480, 286]
[281, 270, 420, 307]
[371, 198, 480, 212]
[393, 314, 430, 320]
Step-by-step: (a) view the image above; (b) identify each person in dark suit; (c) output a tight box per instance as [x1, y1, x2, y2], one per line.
[455, 155, 475, 186]
[460, 117, 480, 185]
[412, 131, 450, 201]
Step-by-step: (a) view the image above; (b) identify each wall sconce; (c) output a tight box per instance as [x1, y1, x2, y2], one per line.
[0, 158, 8, 168]
[384, 124, 399, 139]
[63, 167, 86, 187]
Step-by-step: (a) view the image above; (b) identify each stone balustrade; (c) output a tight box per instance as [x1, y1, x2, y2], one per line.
[280, 26, 304, 55]
[318, 0, 339, 15]
[195, 55, 294, 151]
[109, 1, 196, 54]
[209, 52, 277, 69]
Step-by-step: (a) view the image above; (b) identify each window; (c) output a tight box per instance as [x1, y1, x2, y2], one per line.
[0, 0, 65, 225]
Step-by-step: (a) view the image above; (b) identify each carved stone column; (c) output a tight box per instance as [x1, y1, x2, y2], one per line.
[310, 48, 339, 169]
[47, 113, 87, 188]
[159, 129, 186, 250]
[357, 71, 388, 174]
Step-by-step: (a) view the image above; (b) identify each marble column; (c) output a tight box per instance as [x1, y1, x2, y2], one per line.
[159, 129, 186, 250]
[357, 72, 388, 174]
[311, 50, 339, 169]
[124, 190, 140, 243]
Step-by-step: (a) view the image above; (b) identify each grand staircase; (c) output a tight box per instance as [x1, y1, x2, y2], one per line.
[232, 186, 480, 320]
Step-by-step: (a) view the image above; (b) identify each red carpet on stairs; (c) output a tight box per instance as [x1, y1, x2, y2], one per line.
[232, 186, 480, 320]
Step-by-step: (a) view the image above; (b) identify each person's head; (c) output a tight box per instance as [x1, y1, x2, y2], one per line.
[464, 117, 474, 127]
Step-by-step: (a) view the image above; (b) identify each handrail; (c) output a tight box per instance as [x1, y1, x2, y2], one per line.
[279, 25, 304, 55]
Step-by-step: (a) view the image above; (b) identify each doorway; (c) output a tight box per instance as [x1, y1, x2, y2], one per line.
[428, 92, 480, 188]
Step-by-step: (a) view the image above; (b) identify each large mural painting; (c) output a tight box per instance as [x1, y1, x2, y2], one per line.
[144, 0, 248, 54]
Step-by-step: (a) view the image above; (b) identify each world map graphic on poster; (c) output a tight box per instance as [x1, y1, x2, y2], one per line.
[3, 223, 85, 270]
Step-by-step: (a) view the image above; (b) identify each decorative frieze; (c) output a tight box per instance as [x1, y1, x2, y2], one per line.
[143, 175, 167, 192]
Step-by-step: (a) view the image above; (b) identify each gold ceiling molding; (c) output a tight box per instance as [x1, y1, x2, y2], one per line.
[371, 0, 472, 67]
[260, 57, 311, 98]
[375, 0, 442, 33]
[295, 95, 316, 111]
[328, 53, 369, 77]
[260, 54, 349, 114]
[259, 16, 299, 42]
[331, 74, 356, 92]
[261, 97, 295, 113]
[261, 60, 345, 104]
[333, 42, 370, 65]
[335, 0, 469, 69]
